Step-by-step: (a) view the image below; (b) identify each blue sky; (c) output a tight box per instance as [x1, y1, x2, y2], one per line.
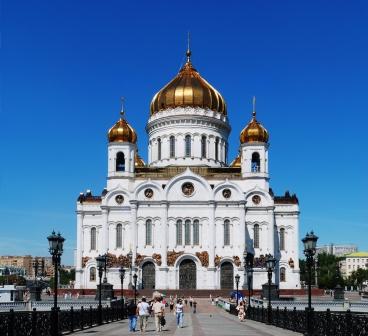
[1, 0, 367, 265]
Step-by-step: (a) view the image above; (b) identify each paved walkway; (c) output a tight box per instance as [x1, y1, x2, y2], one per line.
[72, 299, 301, 336]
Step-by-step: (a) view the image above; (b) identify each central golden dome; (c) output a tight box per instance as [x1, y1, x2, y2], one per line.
[150, 50, 227, 115]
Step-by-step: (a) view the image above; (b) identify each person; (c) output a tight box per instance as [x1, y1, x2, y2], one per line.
[236, 301, 246, 322]
[193, 299, 197, 313]
[152, 297, 165, 332]
[169, 299, 174, 312]
[137, 297, 150, 332]
[175, 298, 184, 328]
[127, 299, 137, 332]
[189, 296, 193, 308]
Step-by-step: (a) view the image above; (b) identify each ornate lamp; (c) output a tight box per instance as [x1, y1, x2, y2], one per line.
[235, 274, 240, 305]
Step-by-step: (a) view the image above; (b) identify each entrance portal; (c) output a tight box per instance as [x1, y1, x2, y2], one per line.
[220, 262, 234, 289]
[179, 259, 196, 289]
[142, 262, 155, 289]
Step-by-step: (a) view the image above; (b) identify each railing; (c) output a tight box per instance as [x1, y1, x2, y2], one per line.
[0, 300, 126, 336]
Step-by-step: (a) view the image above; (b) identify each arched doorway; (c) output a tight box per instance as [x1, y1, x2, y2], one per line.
[220, 262, 234, 289]
[142, 262, 155, 289]
[179, 259, 196, 289]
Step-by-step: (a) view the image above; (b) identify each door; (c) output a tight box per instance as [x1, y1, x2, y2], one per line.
[142, 262, 155, 289]
[220, 262, 234, 289]
[179, 259, 196, 289]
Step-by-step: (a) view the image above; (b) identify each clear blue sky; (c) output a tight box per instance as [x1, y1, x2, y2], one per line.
[1, 1, 367, 265]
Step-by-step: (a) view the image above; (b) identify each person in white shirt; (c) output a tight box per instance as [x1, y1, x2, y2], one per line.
[175, 299, 184, 328]
[151, 297, 165, 332]
[136, 297, 150, 332]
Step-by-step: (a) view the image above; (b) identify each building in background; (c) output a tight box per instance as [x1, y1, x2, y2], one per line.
[0, 256, 54, 278]
[316, 244, 358, 257]
[343, 252, 368, 278]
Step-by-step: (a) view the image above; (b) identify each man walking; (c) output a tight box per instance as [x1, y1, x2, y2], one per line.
[152, 296, 165, 332]
[137, 297, 150, 333]
[127, 299, 137, 332]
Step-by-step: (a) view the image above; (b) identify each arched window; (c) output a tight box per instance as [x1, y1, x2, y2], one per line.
[201, 136, 207, 158]
[116, 152, 125, 172]
[215, 138, 219, 161]
[116, 224, 122, 248]
[254, 224, 260, 248]
[224, 220, 230, 246]
[251, 152, 260, 172]
[280, 267, 286, 282]
[280, 228, 285, 251]
[157, 138, 162, 160]
[89, 267, 96, 281]
[90, 227, 96, 251]
[145, 219, 152, 246]
[185, 135, 191, 157]
[193, 220, 199, 245]
[185, 219, 191, 245]
[170, 136, 175, 158]
[176, 220, 182, 245]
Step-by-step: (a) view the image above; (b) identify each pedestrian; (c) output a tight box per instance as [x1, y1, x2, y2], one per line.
[152, 296, 165, 332]
[127, 299, 137, 332]
[236, 301, 246, 322]
[137, 297, 150, 332]
[189, 296, 193, 308]
[175, 298, 184, 328]
[184, 297, 188, 306]
[193, 300, 197, 313]
[169, 299, 174, 312]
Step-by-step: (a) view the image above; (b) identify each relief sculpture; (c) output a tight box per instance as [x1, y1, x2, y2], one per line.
[152, 253, 162, 266]
[214, 255, 221, 267]
[196, 251, 209, 267]
[118, 254, 130, 267]
[167, 250, 184, 266]
[135, 253, 146, 266]
[233, 255, 241, 267]
[82, 256, 90, 268]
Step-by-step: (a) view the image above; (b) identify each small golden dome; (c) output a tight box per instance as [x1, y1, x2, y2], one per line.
[240, 111, 269, 144]
[108, 113, 137, 143]
[150, 50, 227, 115]
[135, 152, 145, 167]
[230, 153, 241, 168]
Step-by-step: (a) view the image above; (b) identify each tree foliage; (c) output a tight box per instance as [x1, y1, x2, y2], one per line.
[0, 275, 26, 286]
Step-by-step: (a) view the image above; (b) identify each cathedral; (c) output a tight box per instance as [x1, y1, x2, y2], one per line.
[74, 48, 300, 291]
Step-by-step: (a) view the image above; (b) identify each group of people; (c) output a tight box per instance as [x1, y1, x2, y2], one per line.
[126, 295, 196, 333]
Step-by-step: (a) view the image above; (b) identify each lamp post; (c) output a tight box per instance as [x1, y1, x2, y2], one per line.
[47, 231, 65, 336]
[127, 250, 133, 289]
[265, 254, 276, 325]
[235, 274, 240, 306]
[246, 252, 254, 307]
[302, 231, 318, 336]
[133, 273, 138, 304]
[119, 267, 125, 319]
[96, 254, 106, 325]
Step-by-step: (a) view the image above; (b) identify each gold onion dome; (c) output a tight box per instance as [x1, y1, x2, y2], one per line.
[240, 110, 269, 144]
[135, 152, 145, 167]
[150, 49, 227, 115]
[108, 112, 137, 143]
[230, 153, 241, 168]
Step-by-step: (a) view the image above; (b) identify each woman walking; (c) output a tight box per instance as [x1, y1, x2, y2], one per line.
[175, 298, 184, 328]
[236, 301, 246, 322]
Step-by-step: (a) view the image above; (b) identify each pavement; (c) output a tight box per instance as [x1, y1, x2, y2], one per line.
[71, 299, 302, 336]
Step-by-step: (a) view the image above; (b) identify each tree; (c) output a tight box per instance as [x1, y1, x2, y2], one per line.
[0, 275, 26, 286]
[49, 268, 75, 288]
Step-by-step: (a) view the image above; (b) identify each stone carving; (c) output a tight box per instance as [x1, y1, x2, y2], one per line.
[254, 254, 267, 268]
[288, 258, 295, 269]
[135, 253, 146, 266]
[152, 253, 162, 266]
[144, 188, 154, 198]
[167, 250, 184, 266]
[233, 256, 241, 267]
[118, 254, 131, 268]
[106, 253, 120, 267]
[82, 256, 90, 268]
[214, 255, 221, 267]
[222, 189, 231, 199]
[196, 251, 209, 267]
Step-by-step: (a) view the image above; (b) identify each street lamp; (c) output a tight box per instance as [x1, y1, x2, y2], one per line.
[96, 254, 106, 325]
[133, 273, 138, 304]
[47, 231, 65, 336]
[119, 267, 125, 319]
[235, 274, 240, 306]
[127, 250, 133, 289]
[245, 252, 254, 307]
[265, 254, 276, 324]
[302, 231, 318, 336]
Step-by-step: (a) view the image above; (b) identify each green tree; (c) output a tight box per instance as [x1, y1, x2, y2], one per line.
[0, 275, 26, 286]
[49, 268, 75, 288]
[316, 253, 344, 289]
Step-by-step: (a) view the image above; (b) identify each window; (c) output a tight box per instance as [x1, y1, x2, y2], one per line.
[280, 267, 286, 282]
[170, 136, 175, 158]
[90, 267, 96, 281]
[254, 224, 260, 248]
[185, 219, 191, 245]
[185, 135, 191, 157]
[215, 138, 219, 161]
[90, 227, 96, 250]
[280, 228, 285, 251]
[176, 220, 183, 245]
[157, 138, 162, 160]
[224, 220, 230, 246]
[116, 224, 122, 248]
[251, 152, 260, 172]
[146, 219, 152, 246]
[116, 152, 125, 171]
[193, 220, 199, 245]
[201, 136, 207, 158]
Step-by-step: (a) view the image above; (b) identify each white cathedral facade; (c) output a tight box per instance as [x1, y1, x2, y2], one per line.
[74, 49, 300, 291]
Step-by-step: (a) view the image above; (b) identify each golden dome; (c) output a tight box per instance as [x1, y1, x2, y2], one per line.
[230, 153, 241, 168]
[135, 151, 145, 167]
[240, 111, 269, 144]
[150, 50, 227, 115]
[108, 113, 137, 143]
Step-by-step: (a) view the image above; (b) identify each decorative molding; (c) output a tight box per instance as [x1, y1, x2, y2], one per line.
[195, 251, 209, 267]
[152, 253, 162, 266]
[233, 255, 241, 267]
[82, 256, 91, 268]
[167, 250, 184, 266]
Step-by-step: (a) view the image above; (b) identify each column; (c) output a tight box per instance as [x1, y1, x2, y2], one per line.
[76, 212, 84, 288]
[101, 208, 109, 254]
[208, 201, 216, 267]
[161, 201, 168, 267]
[239, 201, 246, 251]
[130, 201, 138, 264]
